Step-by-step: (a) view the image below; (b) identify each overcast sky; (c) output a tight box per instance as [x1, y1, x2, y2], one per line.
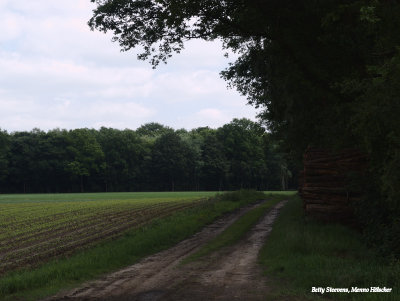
[0, 0, 259, 132]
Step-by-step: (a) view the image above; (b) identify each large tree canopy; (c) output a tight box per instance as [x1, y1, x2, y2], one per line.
[89, 0, 400, 256]
[89, 0, 399, 151]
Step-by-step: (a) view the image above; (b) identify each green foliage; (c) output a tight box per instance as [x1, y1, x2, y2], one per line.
[217, 119, 269, 189]
[259, 195, 400, 300]
[216, 189, 266, 203]
[64, 129, 105, 192]
[136, 122, 174, 138]
[0, 120, 292, 193]
[88, 0, 400, 257]
[0, 130, 10, 183]
[150, 131, 197, 191]
[95, 127, 148, 191]
[200, 132, 228, 190]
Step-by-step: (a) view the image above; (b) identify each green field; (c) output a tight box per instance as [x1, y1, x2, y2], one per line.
[0, 191, 219, 276]
[0, 191, 219, 203]
[0, 190, 276, 300]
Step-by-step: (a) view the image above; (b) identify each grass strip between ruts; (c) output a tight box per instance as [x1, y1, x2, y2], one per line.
[183, 195, 286, 263]
[258, 194, 400, 301]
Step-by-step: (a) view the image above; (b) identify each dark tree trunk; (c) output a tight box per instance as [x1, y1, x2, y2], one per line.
[80, 175, 84, 193]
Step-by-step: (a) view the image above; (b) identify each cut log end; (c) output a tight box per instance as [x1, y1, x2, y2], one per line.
[300, 147, 366, 224]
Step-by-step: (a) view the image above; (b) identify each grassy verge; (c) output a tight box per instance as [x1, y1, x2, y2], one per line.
[0, 191, 291, 204]
[259, 194, 400, 301]
[0, 191, 262, 301]
[184, 193, 288, 263]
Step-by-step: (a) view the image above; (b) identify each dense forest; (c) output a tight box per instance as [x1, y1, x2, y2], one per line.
[0, 119, 295, 193]
[89, 0, 400, 256]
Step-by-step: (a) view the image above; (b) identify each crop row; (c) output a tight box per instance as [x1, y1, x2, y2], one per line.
[0, 200, 146, 225]
[0, 201, 186, 253]
[0, 199, 205, 275]
[0, 202, 169, 242]
[0, 197, 198, 226]
[0, 198, 196, 237]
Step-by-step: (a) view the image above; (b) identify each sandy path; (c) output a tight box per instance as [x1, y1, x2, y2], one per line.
[45, 200, 287, 301]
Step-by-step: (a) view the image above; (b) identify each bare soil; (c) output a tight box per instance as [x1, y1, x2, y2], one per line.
[44, 200, 287, 301]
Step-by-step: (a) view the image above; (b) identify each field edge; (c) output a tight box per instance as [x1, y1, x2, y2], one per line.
[0, 190, 272, 301]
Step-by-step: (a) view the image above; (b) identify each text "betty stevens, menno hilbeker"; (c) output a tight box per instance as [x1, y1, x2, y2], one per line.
[312, 287, 392, 294]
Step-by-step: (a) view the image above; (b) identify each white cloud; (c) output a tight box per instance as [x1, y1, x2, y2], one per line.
[0, 12, 24, 41]
[0, 52, 154, 100]
[0, 0, 258, 132]
[86, 101, 154, 119]
[161, 106, 259, 130]
[196, 108, 231, 124]
[162, 39, 236, 70]
[0, 91, 155, 132]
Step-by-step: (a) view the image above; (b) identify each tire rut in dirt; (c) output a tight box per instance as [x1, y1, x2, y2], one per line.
[44, 201, 266, 301]
[159, 200, 288, 301]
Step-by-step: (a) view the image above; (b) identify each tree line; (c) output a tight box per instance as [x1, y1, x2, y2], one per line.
[0, 119, 295, 193]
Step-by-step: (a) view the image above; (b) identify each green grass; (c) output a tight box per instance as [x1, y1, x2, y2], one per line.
[184, 193, 287, 263]
[259, 194, 400, 301]
[0, 191, 219, 203]
[0, 190, 265, 301]
[263, 190, 297, 196]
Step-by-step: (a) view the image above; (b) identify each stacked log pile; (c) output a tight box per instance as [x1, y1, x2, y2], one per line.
[299, 147, 367, 223]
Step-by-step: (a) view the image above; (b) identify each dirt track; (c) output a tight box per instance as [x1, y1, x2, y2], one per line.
[45, 200, 287, 301]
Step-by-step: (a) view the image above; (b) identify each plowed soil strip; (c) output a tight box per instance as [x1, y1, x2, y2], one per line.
[0, 202, 203, 275]
[0, 201, 194, 254]
[0, 202, 175, 242]
[45, 200, 287, 301]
